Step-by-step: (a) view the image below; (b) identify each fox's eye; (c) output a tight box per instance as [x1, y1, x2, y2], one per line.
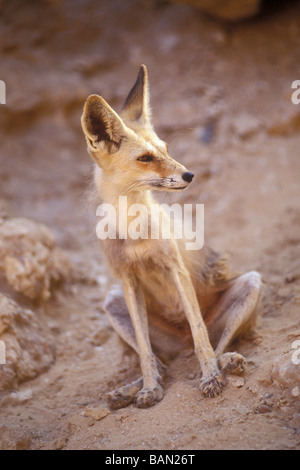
[137, 155, 154, 162]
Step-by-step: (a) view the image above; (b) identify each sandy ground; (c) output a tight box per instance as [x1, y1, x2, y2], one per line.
[0, 0, 300, 450]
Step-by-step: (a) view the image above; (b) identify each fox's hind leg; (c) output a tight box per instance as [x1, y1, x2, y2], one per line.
[104, 289, 165, 409]
[206, 271, 262, 375]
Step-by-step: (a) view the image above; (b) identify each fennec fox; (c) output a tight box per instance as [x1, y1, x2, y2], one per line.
[81, 65, 262, 409]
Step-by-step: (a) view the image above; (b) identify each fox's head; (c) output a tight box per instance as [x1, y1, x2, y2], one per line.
[81, 65, 194, 193]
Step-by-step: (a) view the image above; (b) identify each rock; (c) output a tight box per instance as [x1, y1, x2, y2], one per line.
[0, 293, 55, 391]
[228, 376, 245, 389]
[256, 403, 272, 414]
[67, 413, 87, 435]
[0, 217, 72, 301]
[246, 383, 259, 395]
[186, 372, 196, 380]
[271, 352, 300, 390]
[267, 109, 300, 136]
[90, 323, 113, 347]
[9, 389, 33, 403]
[84, 405, 110, 421]
[229, 112, 262, 139]
[290, 413, 300, 431]
[0, 425, 31, 450]
[52, 435, 68, 450]
[169, 0, 261, 21]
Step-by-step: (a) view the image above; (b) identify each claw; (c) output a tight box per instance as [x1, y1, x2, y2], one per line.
[199, 371, 225, 398]
[134, 385, 164, 408]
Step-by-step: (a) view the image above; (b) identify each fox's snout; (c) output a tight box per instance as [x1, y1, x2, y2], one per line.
[182, 171, 194, 183]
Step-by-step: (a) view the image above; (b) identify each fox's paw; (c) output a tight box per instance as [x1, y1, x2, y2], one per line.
[107, 378, 143, 410]
[134, 384, 164, 408]
[199, 370, 225, 398]
[218, 352, 245, 375]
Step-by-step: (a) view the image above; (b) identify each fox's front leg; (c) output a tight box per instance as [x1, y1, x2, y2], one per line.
[171, 266, 225, 397]
[123, 275, 163, 408]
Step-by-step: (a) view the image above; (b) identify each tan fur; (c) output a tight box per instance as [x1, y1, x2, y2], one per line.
[81, 65, 262, 409]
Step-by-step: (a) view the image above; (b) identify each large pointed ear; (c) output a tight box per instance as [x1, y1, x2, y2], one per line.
[81, 94, 126, 153]
[121, 64, 151, 125]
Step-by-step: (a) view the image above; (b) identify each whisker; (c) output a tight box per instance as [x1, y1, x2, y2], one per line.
[123, 178, 164, 194]
[123, 180, 142, 194]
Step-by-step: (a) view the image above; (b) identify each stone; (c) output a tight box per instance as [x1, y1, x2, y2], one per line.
[271, 352, 300, 390]
[0, 217, 72, 301]
[290, 413, 300, 431]
[84, 405, 110, 421]
[169, 0, 261, 22]
[0, 425, 31, 450]
[0, 294, 55, 391]
[267, 109, 300, 136]
[228, 376, 245, 388]
[90, 322, 112, 347]
[9, 389, 33, 403]
[229, 112, 262, 139]
[256, 403, 272, 414]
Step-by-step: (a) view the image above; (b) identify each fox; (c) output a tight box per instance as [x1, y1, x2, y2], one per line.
[81, 65, 262, 409]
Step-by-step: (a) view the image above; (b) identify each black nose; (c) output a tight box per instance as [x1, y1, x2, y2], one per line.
[182, 171, 194, 183]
